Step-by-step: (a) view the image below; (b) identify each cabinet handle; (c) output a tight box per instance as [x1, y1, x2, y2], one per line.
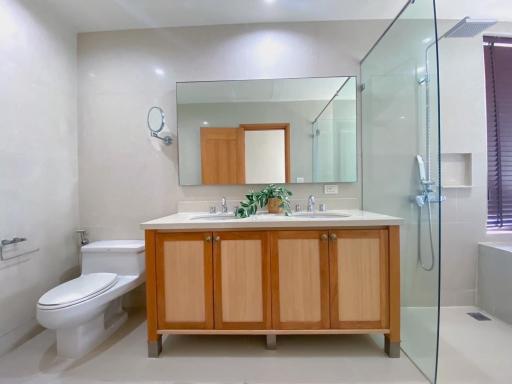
[329, 233, 337, 241]
[214, 236, 221, 242]
[205, 236, 212, 242]
[320, 234, 328, 241]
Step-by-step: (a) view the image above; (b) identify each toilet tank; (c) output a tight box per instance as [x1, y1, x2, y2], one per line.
[81, 240, 145, 276]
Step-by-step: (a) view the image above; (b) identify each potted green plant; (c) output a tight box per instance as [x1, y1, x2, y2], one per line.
[235, 184, 292, 218]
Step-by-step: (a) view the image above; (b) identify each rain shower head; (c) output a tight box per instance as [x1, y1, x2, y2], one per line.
[442, 17, 497, 39]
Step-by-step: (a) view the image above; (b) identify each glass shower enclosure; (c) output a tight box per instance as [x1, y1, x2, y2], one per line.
[312, 77, 357, 183]
[361, 0, 441, 382]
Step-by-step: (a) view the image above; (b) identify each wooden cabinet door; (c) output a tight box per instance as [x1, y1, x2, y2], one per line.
[271, 231, 330, 329]
[156, 232, 213, 329]
[213, 231, 271, 329]
[329, 229, 389, 329]
[200, 127, 245, 184]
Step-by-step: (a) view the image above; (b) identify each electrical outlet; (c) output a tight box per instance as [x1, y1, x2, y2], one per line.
[324, 184, 339, 194]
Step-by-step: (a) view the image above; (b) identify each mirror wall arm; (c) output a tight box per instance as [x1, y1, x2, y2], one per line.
[147, 106, 173, 145]
[151, 131, 173, 145]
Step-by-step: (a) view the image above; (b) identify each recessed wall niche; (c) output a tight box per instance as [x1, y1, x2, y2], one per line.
[441, 153, 472, 188]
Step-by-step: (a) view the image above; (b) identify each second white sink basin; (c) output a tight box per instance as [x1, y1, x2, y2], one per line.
[291, 212, 351, 219]
[191, 214, 237, 221]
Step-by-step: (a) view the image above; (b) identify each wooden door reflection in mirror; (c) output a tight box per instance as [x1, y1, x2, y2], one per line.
[200, 128, 245, 185]
[200, 124, 290, 185]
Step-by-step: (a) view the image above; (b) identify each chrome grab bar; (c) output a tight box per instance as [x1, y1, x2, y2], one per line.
[1, 237, 27, 247]
[1, 237, 29, 261]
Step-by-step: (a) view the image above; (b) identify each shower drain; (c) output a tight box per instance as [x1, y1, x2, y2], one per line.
[467, 312, 492, 321]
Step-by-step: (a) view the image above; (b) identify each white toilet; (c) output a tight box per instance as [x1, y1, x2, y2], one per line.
[37, 240, 145, 358]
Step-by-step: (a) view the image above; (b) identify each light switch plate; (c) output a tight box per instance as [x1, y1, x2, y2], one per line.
[324, 184, 339, 194]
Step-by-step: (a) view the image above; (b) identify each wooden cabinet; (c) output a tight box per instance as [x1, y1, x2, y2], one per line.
[270, 231, 330, 329]
[329, 229, 389, 329]
[213, 231, 271, 329]
[155, 232, 213, 329]
[145, 226, 400, 357]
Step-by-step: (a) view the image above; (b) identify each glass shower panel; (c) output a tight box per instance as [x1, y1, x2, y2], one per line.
[313, 119, 334, 182]
[313, 118, 356, 182]
[361, 0, 440, 382]
[312, 77, 357, 182]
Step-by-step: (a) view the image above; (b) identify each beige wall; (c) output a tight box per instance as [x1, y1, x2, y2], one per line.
[77, 21, 387, 240]
[0, 0, 79, 355]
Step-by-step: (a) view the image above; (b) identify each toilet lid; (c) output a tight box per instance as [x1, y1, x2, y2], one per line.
[38, 273, 118, 307]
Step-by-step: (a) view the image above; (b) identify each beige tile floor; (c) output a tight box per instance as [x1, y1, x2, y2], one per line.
[4, 306, 511, 383]
[438, 306, 512, 384]
[0, 310, 427, 384]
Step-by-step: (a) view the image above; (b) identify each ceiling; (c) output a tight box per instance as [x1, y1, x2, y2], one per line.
[42, 0, 512, 33]
[177, 77, 356, 104]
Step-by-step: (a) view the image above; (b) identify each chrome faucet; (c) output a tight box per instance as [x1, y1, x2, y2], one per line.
[307, 195, 316, 212]
[221, 197, 228, 213]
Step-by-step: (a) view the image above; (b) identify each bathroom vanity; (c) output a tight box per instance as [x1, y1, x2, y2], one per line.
[141, 210, 401, 358]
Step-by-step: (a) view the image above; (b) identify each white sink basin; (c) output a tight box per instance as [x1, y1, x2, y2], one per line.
[291, 212, 351, 219]
[190, 211, 351, 221]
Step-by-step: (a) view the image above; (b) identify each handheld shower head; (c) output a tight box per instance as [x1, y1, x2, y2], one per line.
[442, 17, 497, 39]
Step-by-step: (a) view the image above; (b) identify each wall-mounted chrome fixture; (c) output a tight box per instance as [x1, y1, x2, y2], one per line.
[0, 237, 27, 261]
[147, 106, 172, 145]
[1, 237, 27, 247]
[76, 229, 89, 246]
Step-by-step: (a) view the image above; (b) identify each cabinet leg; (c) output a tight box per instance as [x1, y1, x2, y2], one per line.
[266, 334, 277, 350]
[386, 226, 400, 359]
[384, 335, 400, 358]
[148, 336, 162, 358]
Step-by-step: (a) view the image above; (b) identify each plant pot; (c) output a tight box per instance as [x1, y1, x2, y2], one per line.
[267, 198, 283, 214]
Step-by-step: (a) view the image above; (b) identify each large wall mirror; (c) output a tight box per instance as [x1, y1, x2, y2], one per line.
[177, 76, 357, 185]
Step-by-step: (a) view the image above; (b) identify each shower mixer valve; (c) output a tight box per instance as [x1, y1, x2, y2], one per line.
[415, 187, 446, 208]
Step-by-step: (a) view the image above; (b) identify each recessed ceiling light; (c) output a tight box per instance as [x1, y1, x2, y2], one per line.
[203, 121, 209, 125]
[264, 0, 276, 4]
[154, 67, 165, 76]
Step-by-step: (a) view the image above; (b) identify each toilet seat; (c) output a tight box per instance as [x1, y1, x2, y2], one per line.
[38, 273, 118, 310]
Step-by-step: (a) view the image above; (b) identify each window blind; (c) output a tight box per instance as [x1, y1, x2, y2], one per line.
[485, 36, 512, 230]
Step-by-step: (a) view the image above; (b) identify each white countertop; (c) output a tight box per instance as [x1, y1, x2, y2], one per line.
[140, 210, 403, 230]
